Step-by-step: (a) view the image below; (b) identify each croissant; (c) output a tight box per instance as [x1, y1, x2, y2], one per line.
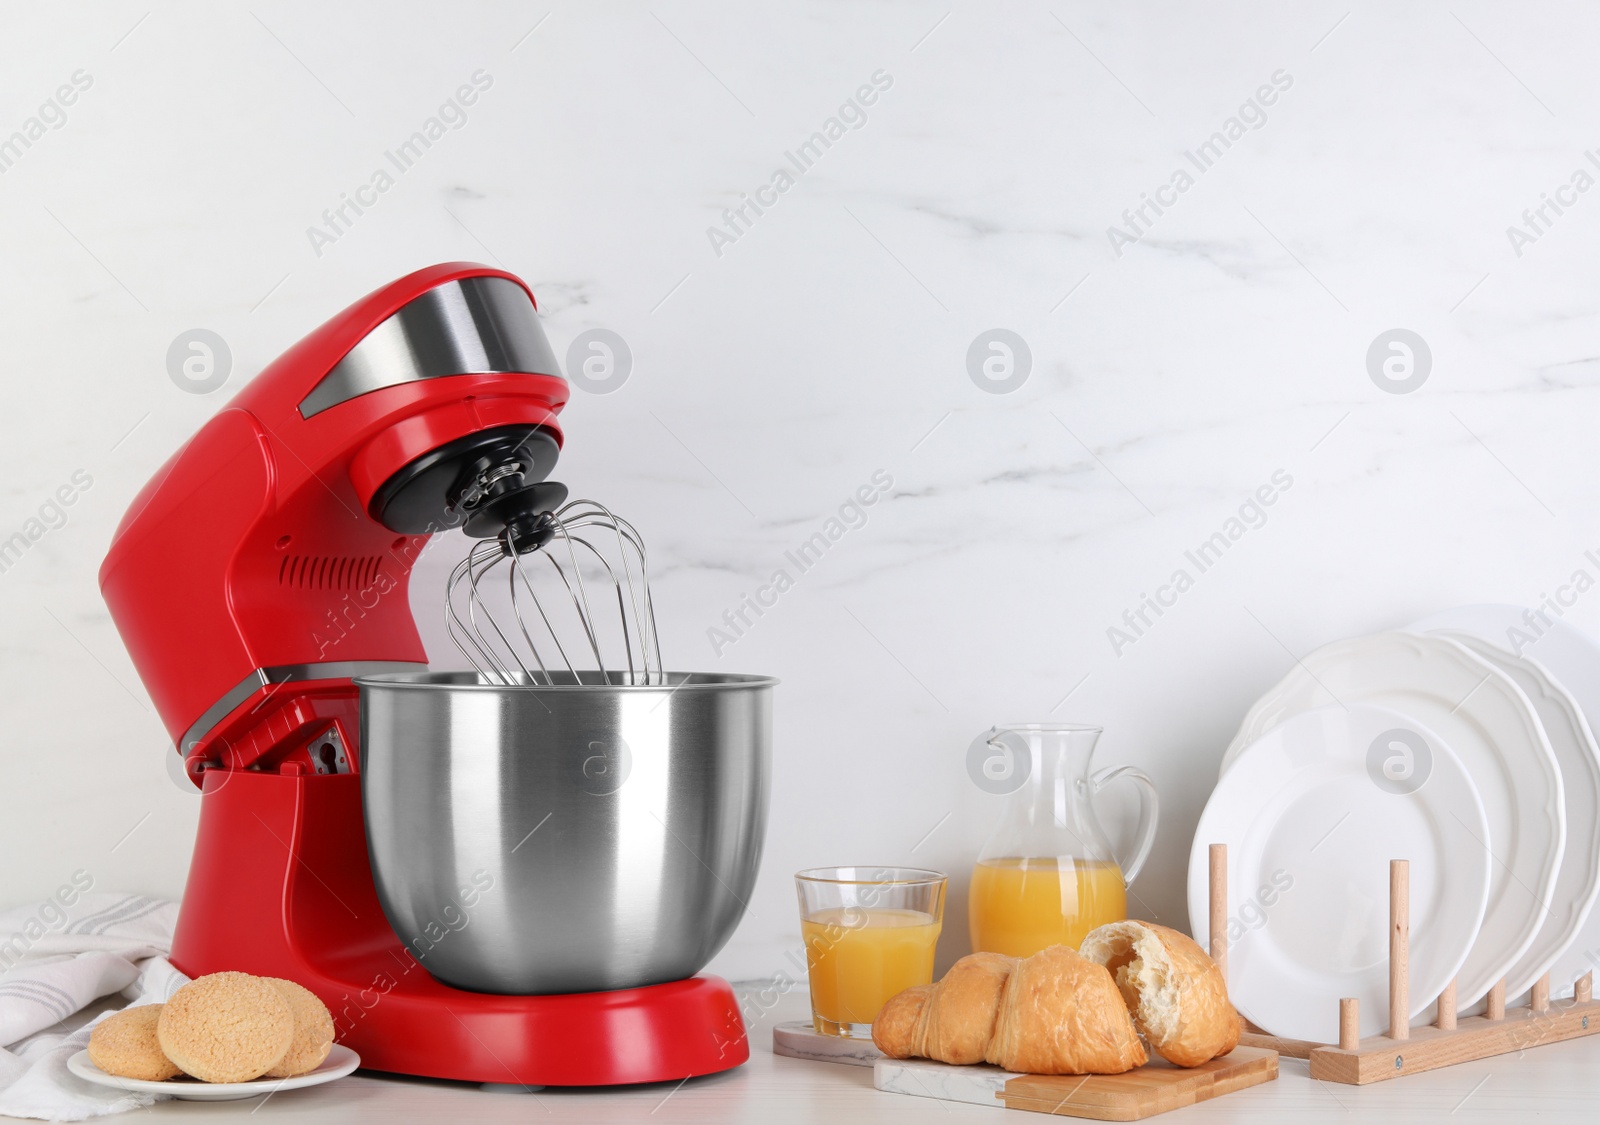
[873, 945, 1147, 1075]
[1079, 920, 1241, 1067]
[876, 951, 1015, 1065]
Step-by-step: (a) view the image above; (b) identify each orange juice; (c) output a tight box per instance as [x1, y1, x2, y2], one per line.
[968, 856, 1126, 957]
[801, 907, 941, 1031]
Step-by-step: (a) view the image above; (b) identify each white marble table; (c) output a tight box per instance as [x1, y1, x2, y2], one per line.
[22, 989, 1600, 1124]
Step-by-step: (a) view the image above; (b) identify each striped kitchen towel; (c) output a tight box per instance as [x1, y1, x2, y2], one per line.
[0, 891, 187, 1120]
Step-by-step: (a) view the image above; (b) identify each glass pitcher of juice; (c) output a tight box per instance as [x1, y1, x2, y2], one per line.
[968, 725, 1159, 958]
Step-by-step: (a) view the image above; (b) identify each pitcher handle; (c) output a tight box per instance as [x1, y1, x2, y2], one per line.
[1090, 765, 1160, 886]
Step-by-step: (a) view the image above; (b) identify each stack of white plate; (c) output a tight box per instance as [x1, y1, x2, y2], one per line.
[1188, 605, 1600, 1044]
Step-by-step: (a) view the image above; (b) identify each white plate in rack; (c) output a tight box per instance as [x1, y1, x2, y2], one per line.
[1216, 630, 1564, 1008]
[68, 1044, 359, 1101]
[1411, 606, 1600, 999]
[1191, 704, 1491, 1043]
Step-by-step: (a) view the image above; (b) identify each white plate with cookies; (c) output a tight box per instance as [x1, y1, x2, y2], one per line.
[69, 1043, 359, 1101]
[70, 970, 356, 1100]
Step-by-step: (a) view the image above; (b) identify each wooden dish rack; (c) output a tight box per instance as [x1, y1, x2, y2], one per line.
[1207, 843, 1600, 1084]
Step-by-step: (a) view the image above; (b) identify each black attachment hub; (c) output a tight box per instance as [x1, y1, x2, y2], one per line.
[463, 481, 569, 552]
[499, 507, 560, 556]
[369, 425, 560, 535]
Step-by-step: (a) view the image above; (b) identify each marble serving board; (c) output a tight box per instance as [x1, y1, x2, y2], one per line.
[770, 1021, 885, 1067]
[873, 1047, 1279, 1120]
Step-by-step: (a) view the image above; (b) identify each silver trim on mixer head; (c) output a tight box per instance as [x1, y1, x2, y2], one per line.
[298, 276, 562, 418]
[176, 659, 428, 757]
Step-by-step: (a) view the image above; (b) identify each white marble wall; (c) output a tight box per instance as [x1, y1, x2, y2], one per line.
[3, 2, 1598, 985]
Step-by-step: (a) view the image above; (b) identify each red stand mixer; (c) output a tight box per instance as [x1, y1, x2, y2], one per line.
[97, 263, 765, 1085]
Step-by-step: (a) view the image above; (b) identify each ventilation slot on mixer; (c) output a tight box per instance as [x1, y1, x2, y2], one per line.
[278, 555, 383, 590]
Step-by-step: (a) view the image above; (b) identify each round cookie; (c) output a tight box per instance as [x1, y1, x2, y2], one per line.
[88, 1005, 180, 1081]
[262, 978, 334, 1078]
[157, 972, 293, 1083]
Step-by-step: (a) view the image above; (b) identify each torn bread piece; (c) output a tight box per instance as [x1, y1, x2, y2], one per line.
[1080, 920, 1241, 1067]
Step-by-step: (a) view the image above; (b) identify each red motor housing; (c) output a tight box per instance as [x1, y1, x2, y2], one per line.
[100, 262, 567, 777]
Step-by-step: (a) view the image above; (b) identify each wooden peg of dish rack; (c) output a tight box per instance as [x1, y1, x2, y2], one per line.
[1207, 842, 1600, 1084]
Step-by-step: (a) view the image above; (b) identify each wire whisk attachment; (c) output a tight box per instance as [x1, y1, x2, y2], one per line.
[445, 500, 663, 686]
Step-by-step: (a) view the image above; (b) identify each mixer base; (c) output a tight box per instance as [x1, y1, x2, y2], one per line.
[319, 972, 750, 1086]
[171, 768, 750, 1085]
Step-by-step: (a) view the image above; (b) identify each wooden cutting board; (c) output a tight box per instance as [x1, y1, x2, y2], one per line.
[873, 1046, 1278, 1120]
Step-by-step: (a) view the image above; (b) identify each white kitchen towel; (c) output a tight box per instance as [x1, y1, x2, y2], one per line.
[0, 892, 188, 1121]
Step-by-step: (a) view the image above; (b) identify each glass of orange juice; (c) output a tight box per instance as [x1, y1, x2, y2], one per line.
[795, 867, 946, 1037]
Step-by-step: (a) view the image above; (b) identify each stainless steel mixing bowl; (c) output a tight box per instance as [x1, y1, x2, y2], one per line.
[355, 670, 774, 994]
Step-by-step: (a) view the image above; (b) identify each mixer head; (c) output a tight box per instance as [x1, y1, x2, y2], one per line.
[99, 262, 577, 774]
[324, 268, 667, 688]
